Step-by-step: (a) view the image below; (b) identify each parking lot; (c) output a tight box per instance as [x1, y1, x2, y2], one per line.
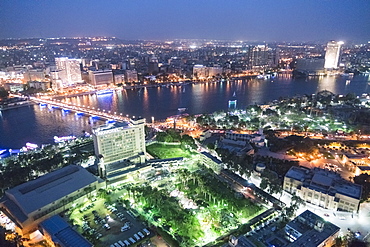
[71, 199, 152, 246]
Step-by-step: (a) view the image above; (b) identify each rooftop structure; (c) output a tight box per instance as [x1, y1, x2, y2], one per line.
[284, 166, 362, 212]
[0, 165, 104, 236]
[40, 215, 93, 247]
[230, 210, 339, 247]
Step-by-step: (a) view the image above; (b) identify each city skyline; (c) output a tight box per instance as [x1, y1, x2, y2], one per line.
[0, 0, 370, 42]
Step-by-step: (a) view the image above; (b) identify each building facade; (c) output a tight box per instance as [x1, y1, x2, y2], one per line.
[88, 70, 113, 86]
[324, 41, 343, 69]
[92, 119, 146, 178]
[284, 167, 362, 212]
[54, 57, 83, 88]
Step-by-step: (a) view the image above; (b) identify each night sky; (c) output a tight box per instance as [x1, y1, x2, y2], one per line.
[0, 0, 369, 42]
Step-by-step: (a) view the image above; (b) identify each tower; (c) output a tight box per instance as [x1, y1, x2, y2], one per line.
[92, 119, 146, 178]
[324, 41, 344, 69]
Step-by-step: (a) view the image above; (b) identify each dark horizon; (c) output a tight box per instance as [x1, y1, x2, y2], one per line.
[1, 0, 369, 43]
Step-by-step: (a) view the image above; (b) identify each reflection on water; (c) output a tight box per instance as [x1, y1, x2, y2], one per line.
[0, 75, 369, 148]
[0, 105, 104, 148]
[59, 75, 370, 121]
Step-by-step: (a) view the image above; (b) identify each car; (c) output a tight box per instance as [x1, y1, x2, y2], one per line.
[118, 240, 125, 247]
[129, 237, 136, 244]
[121, 225, 130, 232]
[324, 213, 329, 217]
[142, 228, 150, 235]
[137, 231, 145, 238]
[104, 224, 111, 230]
[124, 240, 130, 246]
[134, 234, 140, 241]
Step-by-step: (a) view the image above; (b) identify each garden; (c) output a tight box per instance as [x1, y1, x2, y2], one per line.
[119, 167, 263, 246]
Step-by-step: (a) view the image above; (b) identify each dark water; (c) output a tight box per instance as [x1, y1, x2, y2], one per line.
[1, 74, 369, 148]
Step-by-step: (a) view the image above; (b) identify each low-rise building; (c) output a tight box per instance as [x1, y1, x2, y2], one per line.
[0, 165, 104, 237]
[88, 70, 113, 86]
[230, 210, 340, 247]
[40, 215, 93, 247]
[200, 152, 223, 173]
[284, 167, 362, 212]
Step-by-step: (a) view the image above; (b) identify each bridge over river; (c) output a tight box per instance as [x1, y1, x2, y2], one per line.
[29, 97, 130, 122]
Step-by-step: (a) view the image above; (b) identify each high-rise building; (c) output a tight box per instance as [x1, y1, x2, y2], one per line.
[247, 45, 270, 70]
[92, 119, 146, 179]
[324, 41, 344, 69]
[54, 57, 83, 87]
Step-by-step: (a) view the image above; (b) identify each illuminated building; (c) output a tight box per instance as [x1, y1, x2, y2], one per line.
[125, 69, 138, 83]
[324, 41, 343, 69]
[247, 45, 270, 70]
[193, 65, 222, 79]
[88, 70, 113, 86]
[0, 165, 104, 236]
[54, 57, 83, 88]
[229, 210, 339, 247]
[284, 167, 362, 213]
[92, 119, 146, 179]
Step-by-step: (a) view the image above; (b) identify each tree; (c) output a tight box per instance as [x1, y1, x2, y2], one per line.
[0, 87, 8, 99]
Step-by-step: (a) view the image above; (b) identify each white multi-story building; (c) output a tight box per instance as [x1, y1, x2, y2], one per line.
[324, 41, 343, 69]
[193, 65, 223, 79]
[92, 119, 146, 179]
[284, 167, 362, 213]
[54, 57, 83, 88]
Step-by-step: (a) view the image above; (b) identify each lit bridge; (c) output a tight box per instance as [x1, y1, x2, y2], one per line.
[29, 97, 130, 122]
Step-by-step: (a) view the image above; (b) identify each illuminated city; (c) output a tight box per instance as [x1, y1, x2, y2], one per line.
[0, 1, 370, 247]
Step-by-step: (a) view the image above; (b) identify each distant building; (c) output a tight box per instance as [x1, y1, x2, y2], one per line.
[92, 119, 146, 179]
[248, 45, 271, 70]
[24, 69, 45, 82]
[54, 57, 83, 88]
[229, 210, 339, 247]
[284, 167, 362, 212]
[295, 58, 325, 75]
[193, 65, 208, 79]
[28, 81, 51, 91]
[125, 70, 138, 83]
[88, 70, 113, 86]
[208, 65, 223, 77]
[4, 83, 24, 92]
[324, 41, 343, 69]
[0, 165, 104, 236]
[193, 65, 222, 79]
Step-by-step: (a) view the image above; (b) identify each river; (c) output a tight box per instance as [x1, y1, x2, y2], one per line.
[0, 74, 369, 148]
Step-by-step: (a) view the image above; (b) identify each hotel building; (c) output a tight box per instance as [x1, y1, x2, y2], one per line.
[92, 119, 146, 179]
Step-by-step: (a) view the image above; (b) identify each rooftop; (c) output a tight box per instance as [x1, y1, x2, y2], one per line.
[40, 215, 93, 247]
[286, 210, 340, 247]
[285, 167, 362, 200]
[4, 165, 100, 215]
